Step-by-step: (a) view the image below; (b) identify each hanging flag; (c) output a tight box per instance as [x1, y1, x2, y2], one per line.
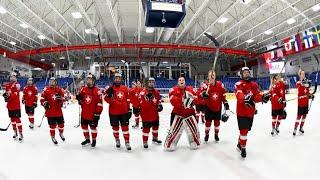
[302, 30, 314, 49]
[266, 44, 277, 59]
[310, 25, 320, 46]
[294, 34, 302, 52]
[283, 37, 295, 55]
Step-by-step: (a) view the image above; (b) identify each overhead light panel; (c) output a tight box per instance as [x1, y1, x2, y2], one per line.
[264, 29, 273, 35]
[146, 27, 155, 33]
[286, 18, 296, 25]
[312, 4, 320, 12]
[40, 58, 45, 61]
[9, 41, 16, 45]
[218, 17, 228, 24]
[71, 12, 82, 19]
[59, 56, 65, 60]
[0, 6, 7, 14]
[246, 39, 254, 44]
[19, 23, 28, 29]
[37, 35, 46, 39]
[163, 61, 168, 64]
[85, 56, 91, 60]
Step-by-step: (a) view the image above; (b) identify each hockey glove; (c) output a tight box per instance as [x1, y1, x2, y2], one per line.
[93, 114, 100, 122]
[76, 94, 82, 105]
[278, 97, 285, 104]
[133, 107, 140, 114]
[22, 98, 25, 104]
[56, 94, 62, 101]
[106, 87, 114, 98]
[3, 92, 9, 102]
[157, 104, 163, 112]
[262, 92, 271, 103]
[244, 93, 254, 108]
[201, 91, 209, 99]
[127, 109, 133, 120]
[146, 92, 154, 101]
[33, 102, 37, 108]
[309, 94, 315, 100]
[282, 109, 287, 119]
[43, 101, 50, 109]
[224, 101, 230, 110]
[221, 113, 229, 123]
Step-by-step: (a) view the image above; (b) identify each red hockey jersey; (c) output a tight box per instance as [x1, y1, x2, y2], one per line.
[296, 81, 310, 107]
[23, 85, 38, 107]
[270, 81, 286, 110]
[40, 86, 65, 117]
[169, 86, 195, 118]
[194, 86, 207, 106]
[79, 86, 103, 120]
[5, 82, 21, 110]
[205, 81, 227, 112]
[104, 85, 130, 115]
[138, 88, 161, 122]
[129, 87, 142, 108]
[235, 80, 263, 118]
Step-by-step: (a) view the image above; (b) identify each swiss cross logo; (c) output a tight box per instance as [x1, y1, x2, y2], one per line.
[280, 90, 283, 95]
[304, 89, 308, 94]
[85, 95, 92, 104]
[212, 93, 218, 100]
[52, 95, 56, 100]
[28, 91, 33, 96]
[117, 92, 124, 100]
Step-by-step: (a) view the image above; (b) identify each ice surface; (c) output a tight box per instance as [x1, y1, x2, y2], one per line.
[0, 94, 319, 180]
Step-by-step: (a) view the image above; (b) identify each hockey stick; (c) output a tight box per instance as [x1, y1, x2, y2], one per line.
[0, 122, 11, 131]
[74, 106, 81, 128]
[203, 33, 220, 93]
[308, 54, 319, 111]
[37, 114, 46, 128]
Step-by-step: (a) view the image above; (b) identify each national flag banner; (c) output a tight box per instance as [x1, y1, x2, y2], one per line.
[266, 44, 277, 59]
[294, 33, 303, 52]
[310, 25, 320, 46]
[283, 37, 295, 55]
[302, 30, 314, 49]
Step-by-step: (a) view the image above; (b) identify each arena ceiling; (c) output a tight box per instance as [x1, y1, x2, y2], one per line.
[0, 0, 319, 67]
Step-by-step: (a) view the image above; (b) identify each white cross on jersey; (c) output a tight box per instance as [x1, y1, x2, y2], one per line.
[280, 90, 284, 95]
[117, 92, 123, 99]
[212, 93, 218, 100]
[52, 95, 56, 100]
[28, 91, 33, 96]
[85, 96, 92, 103]
[304, 89, 308, 94]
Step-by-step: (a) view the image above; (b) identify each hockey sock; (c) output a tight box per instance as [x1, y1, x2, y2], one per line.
[142, 127, 150, 142]
[214, 120, 220, 135]
[121, 125, 130, 143]
[81, 124, 89, 139]
[205, 120, 212, 135]
[112, 126, 120, 140]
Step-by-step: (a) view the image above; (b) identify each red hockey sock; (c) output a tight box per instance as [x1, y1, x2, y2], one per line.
[214, 120, 220, 135]
[28, 113, 34, 124]
[276, 119, 281, 128]
[300, 116, 306, 129]
[11, 118, 17, 131]
[57, 124, 64, 134]
[295, 115, 302, 129]
[14, 118, 23, 133]
[112, 126, 120, 140]
[49, 124, 56, 137]
[142, 127, 150, 142]
[152, 126, 159, 139]
[90, 125, 97, 140]
[121, 125, 130, 143]
[238, 129, 248, 148]
[81, 124, 89, 139]
[205, 120, 212, 135]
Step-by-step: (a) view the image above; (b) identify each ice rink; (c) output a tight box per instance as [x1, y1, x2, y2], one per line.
[0, 94, 319, 180]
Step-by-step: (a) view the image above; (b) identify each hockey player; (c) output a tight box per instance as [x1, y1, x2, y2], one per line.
[194, 82, 207, 123]
[293, 69, 314, 136]
[130, 80, 142, 128]
[22, 78, 38, 129]
[138, 77, 163, 148]
[76, 74, 103, 148]
[40, 77, 66, 145]
[164, 76, 200, 151]
[269, 74, 286, 136]
[235, 67, 270, 158]
[202, 70, 229, 142]
[104, 73, 132, 150]
[3, 72, 23, 141]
